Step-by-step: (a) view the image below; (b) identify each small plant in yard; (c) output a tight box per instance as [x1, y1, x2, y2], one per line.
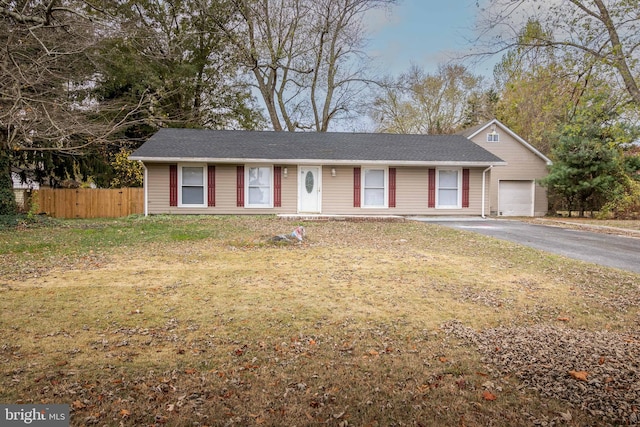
[26, 190, 39, 220]
[0, 216, 638, 426]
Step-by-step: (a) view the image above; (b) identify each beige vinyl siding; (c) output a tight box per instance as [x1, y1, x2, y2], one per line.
[145, 163, 298, 215]
[320, 165, 355, 214]
[146, 163, 488, 216]
[146, 163, 169, 214]
[321, 166, 486, 216]
[471, 130, 549, 216]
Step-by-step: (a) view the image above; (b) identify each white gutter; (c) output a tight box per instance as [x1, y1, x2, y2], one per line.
[128, 157, 506, 168]
[142, 162, 148, 217]
[481, 165, 492, 218]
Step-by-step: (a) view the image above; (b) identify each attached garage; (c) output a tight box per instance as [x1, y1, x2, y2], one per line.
[499, 180, 534, 216]
[462, 119, 552, 217]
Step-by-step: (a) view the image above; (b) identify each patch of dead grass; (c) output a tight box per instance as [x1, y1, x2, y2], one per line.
[1, 218, 638, 426]
[532, 218, 640, 234]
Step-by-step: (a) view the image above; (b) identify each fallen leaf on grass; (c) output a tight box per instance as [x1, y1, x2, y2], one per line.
[184, 368, 197, 375]
[557, 317, 570, 322]
[72, 400, 86, 410]
[333, 410, 346, 419]
[119, 409, 131, 418]
[481, 381, 495, 389]
[482, 391, 497, 401]
[438, 357, 448, 363]
[417, 384, 430, 393]
[569, 370, 588, 381]
[558, 411, 572, 422]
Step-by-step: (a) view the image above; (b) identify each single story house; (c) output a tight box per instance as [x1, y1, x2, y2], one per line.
[129, 120, 550, 217]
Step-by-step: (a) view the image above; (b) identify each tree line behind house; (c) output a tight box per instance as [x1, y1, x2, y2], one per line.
[1, 0, 639, 217]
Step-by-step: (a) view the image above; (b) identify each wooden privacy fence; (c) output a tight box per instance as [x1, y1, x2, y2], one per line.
[38, 188, 144, 218]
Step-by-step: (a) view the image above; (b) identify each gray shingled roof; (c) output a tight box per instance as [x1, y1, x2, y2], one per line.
[130, 128, 505, 165]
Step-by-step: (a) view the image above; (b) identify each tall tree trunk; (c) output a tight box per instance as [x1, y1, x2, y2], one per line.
[588, 0, 640, 106]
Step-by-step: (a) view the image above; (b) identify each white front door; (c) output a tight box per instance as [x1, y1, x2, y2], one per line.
[298, 166, 321, 213]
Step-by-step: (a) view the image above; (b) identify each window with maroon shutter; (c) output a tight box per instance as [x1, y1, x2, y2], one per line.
[236, 165, 244, 207]
[428, 169, 436, 208]
[462, 168, 470, 208]
[207, 165, 216, 207]
[353, 167, 361, 207]
[274, 166, 282, 207]
[169, 164, 178, 207]
[389, 168, 396, 208]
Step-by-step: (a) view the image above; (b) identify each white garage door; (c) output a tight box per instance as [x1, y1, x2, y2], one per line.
[499, 181, 534, 216]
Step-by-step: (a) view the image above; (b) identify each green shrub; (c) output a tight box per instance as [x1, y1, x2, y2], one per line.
[0, 152, 17, 215]
[598, 177, 640, 219]
[0, 188, 17, 215]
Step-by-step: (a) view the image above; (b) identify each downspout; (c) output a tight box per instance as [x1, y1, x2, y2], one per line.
[141, 162, 148, 217]
[481, 166, 492, 219]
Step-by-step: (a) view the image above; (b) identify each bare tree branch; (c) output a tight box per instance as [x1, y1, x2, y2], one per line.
[212, 0, 396, 132]
[475, 0, 640, 106]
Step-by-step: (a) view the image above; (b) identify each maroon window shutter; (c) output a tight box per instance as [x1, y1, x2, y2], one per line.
[389, 167, 396, 208]
[462, 168, 470, 208]
[207, 165, 216, 207]
[353, 167, 361, 207]
[236, 165, 244, 207]
[428, 169, 436, 208]
[274, 166, 282, 207]
[169, 164, 178, 207]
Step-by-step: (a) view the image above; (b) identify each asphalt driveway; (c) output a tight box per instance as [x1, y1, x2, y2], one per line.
[413, 218, 640, 274]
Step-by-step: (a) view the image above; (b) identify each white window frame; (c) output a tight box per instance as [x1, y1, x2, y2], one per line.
[178, 163, 207, 208]
[436, 168, 462, 209]
[487, 132, 500, 142]
[361, 167, 388, 208]
[245, 165, 273, 208]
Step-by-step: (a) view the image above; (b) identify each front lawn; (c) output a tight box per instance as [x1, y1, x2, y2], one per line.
[1, 216, 638, 426]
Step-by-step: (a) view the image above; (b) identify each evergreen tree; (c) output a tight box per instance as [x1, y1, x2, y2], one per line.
[0, 152, 17, 215]
[542, 127, 623, 216]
